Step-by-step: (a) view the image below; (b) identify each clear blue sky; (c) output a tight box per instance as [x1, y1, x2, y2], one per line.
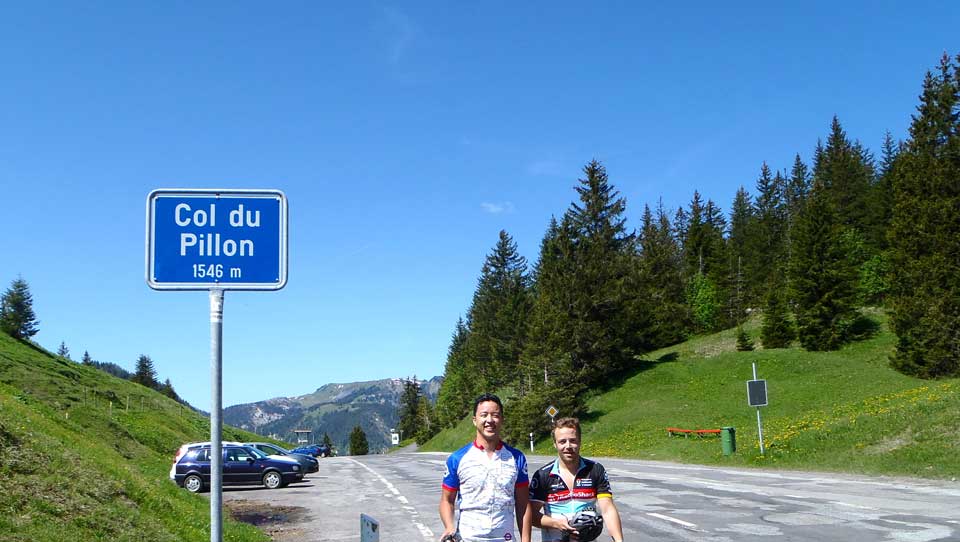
[1, 2, 956, 408]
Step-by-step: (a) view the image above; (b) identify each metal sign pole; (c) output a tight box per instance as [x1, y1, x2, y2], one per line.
[210, 289, 224, 542]
[757, 407, 765, 455]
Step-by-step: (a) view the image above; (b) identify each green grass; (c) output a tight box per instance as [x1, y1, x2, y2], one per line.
[0, 332, 290, 541]
[424, 310, 960, 479]
[417, 416, 476, 452]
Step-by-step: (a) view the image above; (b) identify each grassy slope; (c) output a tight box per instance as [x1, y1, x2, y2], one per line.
[422, 311, 960, 479]
[0, 333, 288, 542]
[418, 416, 475, 453]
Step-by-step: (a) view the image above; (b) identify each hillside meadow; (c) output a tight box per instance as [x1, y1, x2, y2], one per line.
[0, 332, 285, 542]
[422, 311, 960, 480]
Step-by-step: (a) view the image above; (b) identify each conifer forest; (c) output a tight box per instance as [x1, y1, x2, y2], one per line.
[422, 53, 960, 445]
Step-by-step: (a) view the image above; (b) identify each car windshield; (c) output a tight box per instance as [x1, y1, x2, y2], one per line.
[246, 447, 269, 459]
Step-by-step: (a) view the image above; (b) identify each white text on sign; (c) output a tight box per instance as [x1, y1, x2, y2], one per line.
[175, 203, 262, 257]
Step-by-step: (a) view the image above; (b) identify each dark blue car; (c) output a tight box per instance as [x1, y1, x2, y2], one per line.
[173, 444, 303, 493]
[290, 443, 332, 458]
[244, 441, 319, 474]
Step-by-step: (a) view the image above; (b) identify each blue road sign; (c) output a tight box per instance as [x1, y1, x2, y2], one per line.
[146, 189, 288, 290]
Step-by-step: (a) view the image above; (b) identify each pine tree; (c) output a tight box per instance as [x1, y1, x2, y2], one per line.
[81, 350, 93, 365]
[517, 161, 642, 433]
[680, 193, 729, 331]
[159, 378, 181, 401]
[435, 318, 471, 427]
[322, 432, 333, 448]
[867, 131, 901, 250]
[753, 163, 787, 294]
[132, 354, 158, 388]
[57, 341, 71, 359]
[889, 53, 960, 378]
[462, 230, 532, 395]
[786, 154, 811, 221]
[761, 273, 795, 348]
[673, 206, 689, 262]
[680, 191, 707, 278]
[559, 160, 641, 383]
[348, 425, 369, 455]
[414, 395, 437, 444]
[815, 116, 876, 241]
[736, 326, 754, 351]
[0, 276, 39, 340]
[397, 377, 422, 440]
[520, 217, 578, 395]
[788, 180, 859, 350]
[637, 202, 690, 347]
[727, 187, 756, 312]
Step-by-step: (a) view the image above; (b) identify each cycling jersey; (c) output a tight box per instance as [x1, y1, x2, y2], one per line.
[528, 457, 612, 542]
[442, 440, 529, 542]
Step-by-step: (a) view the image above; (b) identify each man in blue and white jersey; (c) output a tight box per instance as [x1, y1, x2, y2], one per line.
[526, 417, 624, 542]
[440, 393, 530, 542]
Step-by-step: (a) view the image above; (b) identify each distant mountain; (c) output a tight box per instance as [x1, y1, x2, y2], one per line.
[223, 376, 443, 453]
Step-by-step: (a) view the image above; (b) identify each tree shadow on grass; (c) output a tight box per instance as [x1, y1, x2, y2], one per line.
[589, 350, 680, 399]
[655, 352, 679, 363]
[579, 409, 605, 425]
[849, 315, 881, 341]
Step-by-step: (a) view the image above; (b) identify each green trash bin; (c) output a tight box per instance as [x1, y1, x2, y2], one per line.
[721, 427, 736, 455]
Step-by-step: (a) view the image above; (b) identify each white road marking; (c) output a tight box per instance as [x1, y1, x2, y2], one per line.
[349, 458, 434, 540]
[648, 512, 699, 529]
[829, 501, 878, 510]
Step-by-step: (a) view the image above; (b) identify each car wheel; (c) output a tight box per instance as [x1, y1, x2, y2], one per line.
[184, 474, 204, 493]
[262, 471, 283, 489]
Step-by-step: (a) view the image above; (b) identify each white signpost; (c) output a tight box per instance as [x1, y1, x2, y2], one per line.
[146, 189, 288, 542]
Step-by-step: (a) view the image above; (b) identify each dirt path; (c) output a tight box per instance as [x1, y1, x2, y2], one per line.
[225, 500, 311, 541]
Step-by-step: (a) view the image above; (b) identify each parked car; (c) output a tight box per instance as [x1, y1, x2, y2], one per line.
[290, 443, 332, 458]
[171, 444, 303, 493]
[169, 440, 241, 481]
[243, 441, 319, 474]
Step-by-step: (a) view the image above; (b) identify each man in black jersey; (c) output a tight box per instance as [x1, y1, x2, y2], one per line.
[524, 417, 624, 542]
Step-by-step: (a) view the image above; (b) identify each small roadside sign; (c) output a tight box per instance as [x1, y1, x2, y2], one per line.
[146, 189, 288, 290]
[747, 379, 768, 407]
[360, 514, 380, 542]
[748, 362, 767, 456]
[545, 405, 558, 418]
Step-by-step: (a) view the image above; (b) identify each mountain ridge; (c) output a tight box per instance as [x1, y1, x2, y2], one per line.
[223, 376, 442, 453]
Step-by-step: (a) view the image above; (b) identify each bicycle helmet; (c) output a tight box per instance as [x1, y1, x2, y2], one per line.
[563, 507, 603, 542]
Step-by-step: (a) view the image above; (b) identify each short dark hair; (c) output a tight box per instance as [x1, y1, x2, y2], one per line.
[552, 417, 581, 441]
[473, 393, 503, 415]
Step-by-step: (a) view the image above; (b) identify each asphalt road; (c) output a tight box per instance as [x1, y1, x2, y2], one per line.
[222, 452, 960, 541]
